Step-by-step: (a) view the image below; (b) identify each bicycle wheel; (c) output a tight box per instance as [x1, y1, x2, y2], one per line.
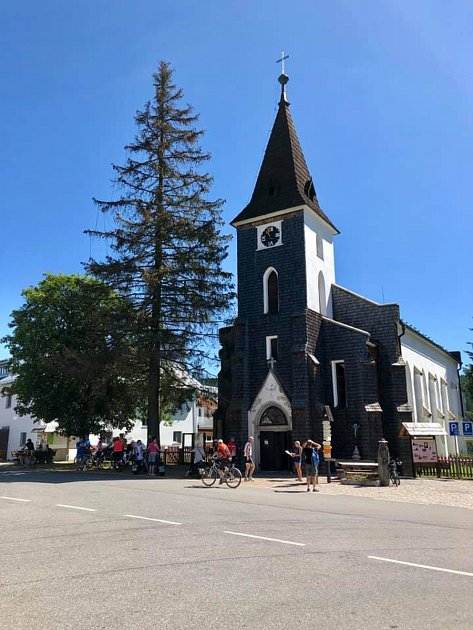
[80, 455, 91, 470]
[390, 472, 400, 487]
[99, 458, 112, 471]
[225, 466, 242, 489]
[201, 467, 217, 486]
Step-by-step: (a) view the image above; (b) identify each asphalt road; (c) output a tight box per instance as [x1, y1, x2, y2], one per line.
[0, 469, 471, 630]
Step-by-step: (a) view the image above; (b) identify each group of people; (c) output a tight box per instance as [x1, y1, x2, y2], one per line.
[17, 438, 56, 465]
[189, 436, 256, 482]
[189, 436, 321, 490]
[287, 439, 321, 492]
[76, 434, 162, 475]
[73, 433, 321, 489]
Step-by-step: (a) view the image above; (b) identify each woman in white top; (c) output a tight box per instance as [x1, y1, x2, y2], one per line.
[244, 437, 255, 481]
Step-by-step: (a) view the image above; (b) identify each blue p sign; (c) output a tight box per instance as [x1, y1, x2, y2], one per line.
[449, 422, 459, 436]
[462, 422, 473, 436]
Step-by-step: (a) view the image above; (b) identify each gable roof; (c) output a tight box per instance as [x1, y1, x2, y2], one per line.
[232, 81, 338, 233]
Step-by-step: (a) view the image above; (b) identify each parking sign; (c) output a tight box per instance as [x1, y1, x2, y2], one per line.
[449, 422, 460, 436]
[462, 422, 473, 437]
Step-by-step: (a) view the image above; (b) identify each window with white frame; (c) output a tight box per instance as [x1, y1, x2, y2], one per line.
[440, 378, 453, 419]
[413, 366, 429, 421]
[318, 271, 327, 315]
[405, 362, 414, 411]
[331, 360, 347, 408]
[19, 432, 27, 447]
[316, 232, 324, 260]
[428, 374, 438, 422]
[173, 431, 182, 444]
[5, 393, 12, 409]
[263, 267, 279, 314]
[266, 336, 278, 362]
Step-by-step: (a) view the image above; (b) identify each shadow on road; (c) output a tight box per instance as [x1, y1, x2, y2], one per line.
[0, 466, 185, 485]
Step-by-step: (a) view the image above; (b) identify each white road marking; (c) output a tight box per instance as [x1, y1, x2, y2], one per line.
[224, 531, 306, 547]
[368, 556, 473, 577]
[125, 514, 182, 525]
[0, 496, 31, 502]
[56, 504, 97, 512]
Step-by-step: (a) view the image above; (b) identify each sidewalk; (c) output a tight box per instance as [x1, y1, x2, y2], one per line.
[248, 473, 473, 510]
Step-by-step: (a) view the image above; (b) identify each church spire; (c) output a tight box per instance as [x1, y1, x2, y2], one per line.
[232, 68, 338, 233]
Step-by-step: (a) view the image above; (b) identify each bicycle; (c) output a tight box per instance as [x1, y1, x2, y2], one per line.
[74, 451, 112, 471]
[201, 456, 242, 489]
[389, 458, 402, 487]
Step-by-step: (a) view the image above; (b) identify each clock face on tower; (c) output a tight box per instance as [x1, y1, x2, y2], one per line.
[260, 224, 281, 248]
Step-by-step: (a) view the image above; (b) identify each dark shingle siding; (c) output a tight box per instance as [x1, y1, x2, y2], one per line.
[232, 101, 338, 232]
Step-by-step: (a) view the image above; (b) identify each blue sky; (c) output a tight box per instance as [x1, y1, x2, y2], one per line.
[1, 0, 472, 367]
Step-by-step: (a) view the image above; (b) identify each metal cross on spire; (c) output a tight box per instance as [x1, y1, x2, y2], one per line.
[276, 50, 289, 75]
[276, 51, 289, 102]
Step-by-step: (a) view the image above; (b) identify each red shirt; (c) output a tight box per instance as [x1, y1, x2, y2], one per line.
[217, 443, 229, 460]
[113, 440, 123, 453]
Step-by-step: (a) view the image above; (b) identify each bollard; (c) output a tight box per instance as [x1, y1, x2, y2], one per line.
[378, 439, 390, 487]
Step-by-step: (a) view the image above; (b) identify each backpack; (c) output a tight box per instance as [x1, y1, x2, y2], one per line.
[312, 449, 320, 466]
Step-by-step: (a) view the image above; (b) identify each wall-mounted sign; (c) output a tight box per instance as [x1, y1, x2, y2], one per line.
[412, 438, 438, 463]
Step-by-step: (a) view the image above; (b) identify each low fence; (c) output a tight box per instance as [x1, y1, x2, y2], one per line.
[415, 457, 473, 480]
[159, 446, 209, 465]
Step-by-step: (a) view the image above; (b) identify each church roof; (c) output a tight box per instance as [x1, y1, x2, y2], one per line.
[232, 77, 339, 233]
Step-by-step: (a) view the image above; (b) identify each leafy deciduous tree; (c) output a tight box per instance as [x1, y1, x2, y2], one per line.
[2, 274, 141, 437]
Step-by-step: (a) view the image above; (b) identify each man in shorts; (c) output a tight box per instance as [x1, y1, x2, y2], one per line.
[302, 439, 321, 492]
[215, 439, 230, 484]
[243, 436, 255, 481]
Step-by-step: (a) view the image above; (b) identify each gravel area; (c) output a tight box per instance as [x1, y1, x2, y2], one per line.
[249, 475, 473, 510]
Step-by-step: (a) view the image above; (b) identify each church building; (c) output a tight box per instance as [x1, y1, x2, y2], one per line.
[216, 71, 465, 474]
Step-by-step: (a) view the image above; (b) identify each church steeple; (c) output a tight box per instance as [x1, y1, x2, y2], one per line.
[232, 73, 338, 233]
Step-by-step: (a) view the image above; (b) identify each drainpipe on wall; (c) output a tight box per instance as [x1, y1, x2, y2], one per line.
[397, 321, 406, 353]
[457, 367, 465, 421]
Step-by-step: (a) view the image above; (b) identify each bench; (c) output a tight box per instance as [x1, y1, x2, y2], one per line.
[336, 461, 378, 480]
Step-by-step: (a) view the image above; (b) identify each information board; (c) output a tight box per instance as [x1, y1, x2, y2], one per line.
[412, 438, 438, 463]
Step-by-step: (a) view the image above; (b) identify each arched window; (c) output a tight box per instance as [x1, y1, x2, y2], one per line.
[318, 271, 326, 315]
[263, 267, 279, 314]
[259, 406, 287, 426]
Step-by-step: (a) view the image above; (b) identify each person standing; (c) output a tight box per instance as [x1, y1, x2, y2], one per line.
[147, 437, 159, 476]
[288, 440, 303, 482]
[133, 439, 146, 474]
[243, 436, 255, 481]
[112, 436, 124, 467]
[302, 439, 321, 492]
[24, 438, 36, 467]
[227, 437, 237, 465]
[188, 443, 206, 476]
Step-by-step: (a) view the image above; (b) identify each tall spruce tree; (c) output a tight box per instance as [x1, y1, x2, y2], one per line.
[86, 62, 233, 440]
[463, 326, 473, 421]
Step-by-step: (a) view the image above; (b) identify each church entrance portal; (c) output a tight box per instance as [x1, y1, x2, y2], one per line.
[258, 406, 291, 471]
[260, 431, 291, 471]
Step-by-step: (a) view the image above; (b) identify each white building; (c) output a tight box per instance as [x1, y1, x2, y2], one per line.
[0, 360, 216, 460]
[401, 324, 466, 456]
